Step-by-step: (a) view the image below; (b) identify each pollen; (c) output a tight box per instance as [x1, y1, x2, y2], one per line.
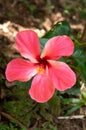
[36, 64, 45, 74]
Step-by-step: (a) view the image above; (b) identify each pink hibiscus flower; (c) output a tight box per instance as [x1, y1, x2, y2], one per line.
[6, 30, 76, 103]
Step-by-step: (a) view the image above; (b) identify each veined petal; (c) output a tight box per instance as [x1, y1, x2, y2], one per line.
[16, 30, 40, 63]
[48, 61, 76, 91]
[41, 36, 74, 60]
[5, 58, 37, 82]
[29, 73, 55, 103]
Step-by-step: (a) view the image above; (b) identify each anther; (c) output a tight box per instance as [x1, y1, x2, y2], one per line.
[36, 64, 45, 74]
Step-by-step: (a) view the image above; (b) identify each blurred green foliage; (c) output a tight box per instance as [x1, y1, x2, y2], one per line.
[19, 0, 54, 14]
[19, 0, 37, 13]
[64, 0, 86, 19]
[0, 123, 26, 130]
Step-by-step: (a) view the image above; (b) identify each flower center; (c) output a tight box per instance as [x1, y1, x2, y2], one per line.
[36, 64, 45, 74]
[36, 58, 49, 75]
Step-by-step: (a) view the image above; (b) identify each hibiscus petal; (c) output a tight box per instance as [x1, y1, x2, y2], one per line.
[16, 30, 40, 62]
[5, 58, 37, 82]
[29, 74, 55, 103]
[48, 61, 76, 91]
[41, 35, 74, 60]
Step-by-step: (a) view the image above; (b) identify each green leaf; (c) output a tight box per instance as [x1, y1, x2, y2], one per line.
[0, 124, 9, 130]
[40, 21, 71, 49]
[40, 38, 48, 50]
[21, 127, 27, 130]
[65, 82, 80, 95]
[73, 46, 86, 62]
[65, 104, 82, 116]
[43, 21, 71, 38]
[15, 80, 32, 89]
[48, 92, 61, 115]
[72, 46, 86, 83]
[62, 98, 84, 104]
[82, 91, 86, 101]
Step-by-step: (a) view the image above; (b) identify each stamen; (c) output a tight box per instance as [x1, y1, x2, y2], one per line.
[36, 64, 45, 74]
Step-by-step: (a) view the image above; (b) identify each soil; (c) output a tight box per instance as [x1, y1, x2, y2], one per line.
[0, 0, 86, 130]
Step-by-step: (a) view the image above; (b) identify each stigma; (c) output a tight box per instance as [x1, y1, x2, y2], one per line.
[36, 64, 45, 74]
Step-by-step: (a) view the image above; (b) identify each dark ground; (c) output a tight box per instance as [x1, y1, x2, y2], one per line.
[0, 0, 86, 130]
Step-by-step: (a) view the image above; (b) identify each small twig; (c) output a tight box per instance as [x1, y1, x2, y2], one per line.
[57, 115, 85, 120]
[80, 23, 86, 42]
[0, 111, 30, 130]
